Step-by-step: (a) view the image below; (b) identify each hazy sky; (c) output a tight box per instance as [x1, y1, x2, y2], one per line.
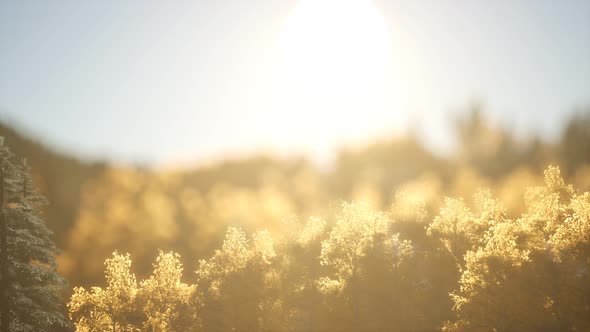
[1, 0, 589, 165]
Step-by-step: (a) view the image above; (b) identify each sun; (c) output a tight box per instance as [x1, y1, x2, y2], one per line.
[281, 0, 391, 97]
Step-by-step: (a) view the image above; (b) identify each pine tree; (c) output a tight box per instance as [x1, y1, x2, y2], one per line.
[0, 137, 68, 331]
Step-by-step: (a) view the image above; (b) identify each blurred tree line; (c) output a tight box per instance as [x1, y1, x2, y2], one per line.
[1, 108, 590, 288]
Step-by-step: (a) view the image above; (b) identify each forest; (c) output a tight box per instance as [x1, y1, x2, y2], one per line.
[1, 109, 590, 331]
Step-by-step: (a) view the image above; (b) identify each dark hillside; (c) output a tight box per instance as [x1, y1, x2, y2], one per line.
[0, 122, 106, 245]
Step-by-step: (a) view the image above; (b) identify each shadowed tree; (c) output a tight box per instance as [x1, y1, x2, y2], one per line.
[318, 202, 416, 331]
[277, 216, 328, 331]
[0, 137, 68, 331]
[196, 227, 278, 332]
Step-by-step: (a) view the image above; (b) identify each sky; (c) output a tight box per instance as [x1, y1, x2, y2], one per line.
[1, 0, 589, 166]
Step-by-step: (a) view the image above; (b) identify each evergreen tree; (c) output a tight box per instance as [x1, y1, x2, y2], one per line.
[0, 137, 68, 331]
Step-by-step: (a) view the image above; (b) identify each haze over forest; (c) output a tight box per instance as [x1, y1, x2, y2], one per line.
[0, 1, 589, 331]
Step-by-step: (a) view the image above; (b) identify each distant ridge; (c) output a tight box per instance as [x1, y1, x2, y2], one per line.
[0, 121, 106, 245]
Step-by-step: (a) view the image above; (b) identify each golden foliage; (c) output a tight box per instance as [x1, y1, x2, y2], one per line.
[69, 166, 590, 331]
